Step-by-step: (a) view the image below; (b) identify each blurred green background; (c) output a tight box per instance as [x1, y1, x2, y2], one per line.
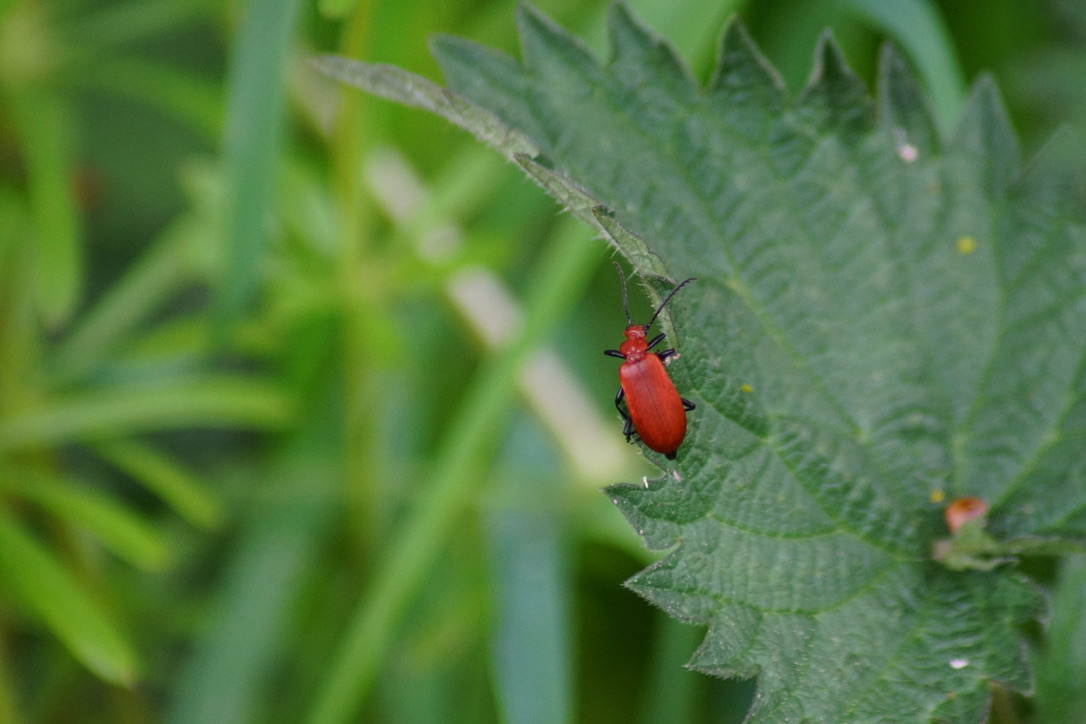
[1, 1, 1084, 723]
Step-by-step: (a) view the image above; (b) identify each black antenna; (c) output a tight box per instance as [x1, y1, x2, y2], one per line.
[612, 262, 632, 325]
[645, 276, 697, 331]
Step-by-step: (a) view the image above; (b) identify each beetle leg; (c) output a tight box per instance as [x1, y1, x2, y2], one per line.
[614, 387, 636, 441]
[681, 397, 696, 411]
[655, 348, 677, 363]
[645, 332, 667, 351]
[614, 387, 629, 420]
[604, 349, 624, 358]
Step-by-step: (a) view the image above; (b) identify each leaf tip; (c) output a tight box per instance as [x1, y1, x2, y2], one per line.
[876, 43, 939, 155]
[952, 73, 1021, 192]
[605, 0, 692, 87]
[514, 1, 600, 81]
[797, 31, 874, 136]
[708, 17, 786, 103]
[514, 1, 564, 50]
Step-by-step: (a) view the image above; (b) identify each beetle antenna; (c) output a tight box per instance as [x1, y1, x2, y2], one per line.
[645, 276, 697, 331]
[612, 262, 632, 325]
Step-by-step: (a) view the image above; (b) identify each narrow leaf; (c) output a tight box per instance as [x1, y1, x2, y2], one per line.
[214, 0, 302, 330]
[7, 88, 82, 326]
[312, 55, 538, 158]
[0, 376, 293, 451]
[796, 31, 874, 141]
[12, 474, 169, 570]
[91, 438, 223, 529]
[0, 511, 138, 684]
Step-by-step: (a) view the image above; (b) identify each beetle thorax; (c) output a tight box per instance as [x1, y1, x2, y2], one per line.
[619, 325, 649, 360]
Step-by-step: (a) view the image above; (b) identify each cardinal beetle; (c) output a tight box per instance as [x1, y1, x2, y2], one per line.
[604, 263, 696, 460]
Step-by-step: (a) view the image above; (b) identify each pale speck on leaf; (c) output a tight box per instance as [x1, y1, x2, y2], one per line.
[956, 236, 978, 254]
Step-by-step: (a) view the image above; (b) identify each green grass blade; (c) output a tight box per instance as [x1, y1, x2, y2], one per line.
[305, 219, 600, 724]
[642, 617, 710, 723]
[90, 438, 223, 529]
[165, 385, 341, 724]
[0, 376, 293, 451]
[50, 228, 194, 383]
[485, 458, 572, 724]
[76, 57, 223, 141]
[10, 474, 169, 571]
[1034, 555, 1086, 723]
[213, 0, 303, 332]
[6, 87, 81, 326]
[59, 0, 213, 52]
[0, 509, 138, 684]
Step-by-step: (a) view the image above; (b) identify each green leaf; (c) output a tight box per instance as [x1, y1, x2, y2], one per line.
[76, 57, 223, 140]
[165, 398, 342, 724]
[91, 438, 223, 530]
[9, 473, 170, 571]
[1034, 555, 1086, 723]
[318, 4, 1086, 721]
[310, 53, 539, 159]
[6, 86, 82, 327]
[214, 0, 303, 332]
[0, 375, 293, 451]
[0, 510, 139, 684]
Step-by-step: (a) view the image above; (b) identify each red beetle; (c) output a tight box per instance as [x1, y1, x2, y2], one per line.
[604, 263, 696, 460]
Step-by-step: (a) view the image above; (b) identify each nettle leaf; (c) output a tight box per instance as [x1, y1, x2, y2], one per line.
[316, 3, 1086, 721]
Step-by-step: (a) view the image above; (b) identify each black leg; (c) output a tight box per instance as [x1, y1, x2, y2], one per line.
[614, 387, 635, 441]
[655, 348, 676, 363]
[645, 332, 667, 351]
[681, 398, 696, 411]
